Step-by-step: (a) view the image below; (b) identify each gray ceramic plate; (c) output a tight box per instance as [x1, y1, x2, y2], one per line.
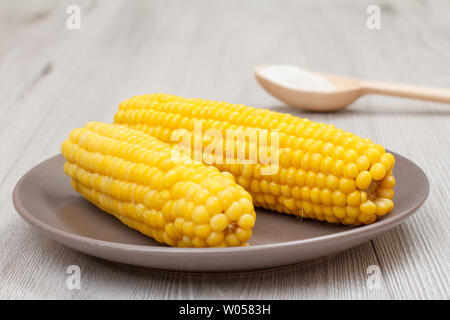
[13, 152, 429, 272]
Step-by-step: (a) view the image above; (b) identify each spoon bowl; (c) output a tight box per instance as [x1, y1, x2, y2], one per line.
[254, 65, 450, 112]
[254, 66, 363, 111]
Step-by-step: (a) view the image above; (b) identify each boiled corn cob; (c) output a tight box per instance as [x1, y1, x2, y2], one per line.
[61, 122, 255, 247]
[114, 93, 395, 226]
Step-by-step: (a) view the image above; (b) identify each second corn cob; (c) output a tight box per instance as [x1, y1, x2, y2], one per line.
[114, 93, 395, 226]
[61, 122, 255, 247]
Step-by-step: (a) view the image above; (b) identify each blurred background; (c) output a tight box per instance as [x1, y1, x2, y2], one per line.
[1, 0, 448, 299]
[1, 0, 449, 160]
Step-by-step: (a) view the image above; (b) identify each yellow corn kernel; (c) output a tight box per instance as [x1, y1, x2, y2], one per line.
[194, 224, 212, 239]
[360, 200, 377, 215]
[205, 196, 222, 216]
[332, 160, 345, 176]
[209, 214, 229, 232]
[356, 171, 372, 190]
[347, 191, 362, 207]
[346, 206, 360, 218]
[376, 188, 394, 199]
[225, 202, 243, 221]
[192, 237, 207, 247]
[380, 175, 396, 189]
[343, 163, 359, 179]
[225, 233, 241, 246]
[206, 232, 225, 247]
[238, 214, 256, 229]
[333, 206, 347, 219]
[217, 189, 235, 210]
[339, 177, 356, 194]
[332, 191, 347, 206]
[320, 189, 333, 206]
[365, 148, 381, 164]
[356, 155, 370, 171]
[192, 206, 210, 225]
[370, 163, 387, 181]
[326, 175, 340, 191]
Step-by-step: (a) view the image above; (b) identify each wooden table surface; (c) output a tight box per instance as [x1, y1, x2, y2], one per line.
[1, 0, 449, 300]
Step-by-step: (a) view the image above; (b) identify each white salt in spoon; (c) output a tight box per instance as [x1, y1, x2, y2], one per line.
[254, 65, 450, 112]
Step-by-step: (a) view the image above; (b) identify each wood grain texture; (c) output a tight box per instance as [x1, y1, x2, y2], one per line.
[0, 0, 448, 300]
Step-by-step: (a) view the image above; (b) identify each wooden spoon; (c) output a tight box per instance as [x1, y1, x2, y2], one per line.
[254, 65, 450, 112]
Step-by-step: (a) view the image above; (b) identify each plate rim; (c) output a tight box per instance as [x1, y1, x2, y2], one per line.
[13, 152, 430, 255]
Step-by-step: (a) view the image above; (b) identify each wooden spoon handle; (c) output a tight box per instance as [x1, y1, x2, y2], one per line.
[361, 80, 450, 104]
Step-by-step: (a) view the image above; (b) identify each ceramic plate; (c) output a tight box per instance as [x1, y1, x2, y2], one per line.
[13, 152, 429, 272]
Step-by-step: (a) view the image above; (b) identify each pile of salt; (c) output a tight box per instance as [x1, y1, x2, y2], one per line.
[259, 65, 336, 92]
